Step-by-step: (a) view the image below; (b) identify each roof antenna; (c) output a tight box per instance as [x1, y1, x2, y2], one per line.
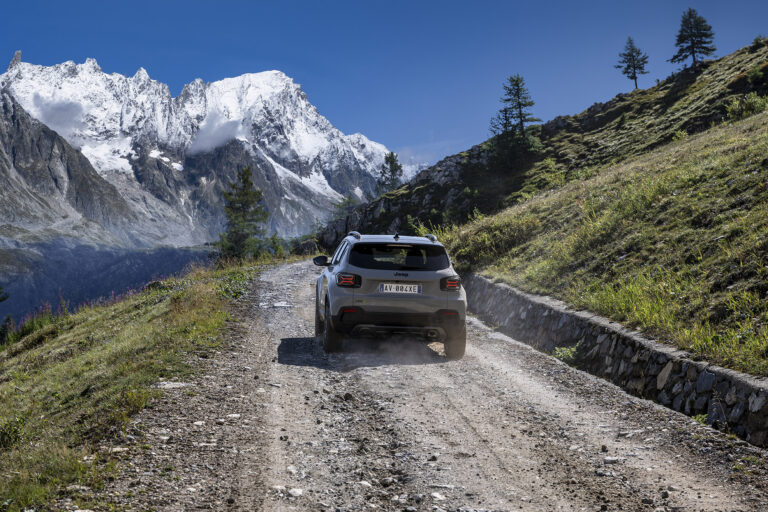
[393, 232, 400, 241]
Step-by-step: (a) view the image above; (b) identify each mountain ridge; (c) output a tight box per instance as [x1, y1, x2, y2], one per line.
[0, 52, 401, 240]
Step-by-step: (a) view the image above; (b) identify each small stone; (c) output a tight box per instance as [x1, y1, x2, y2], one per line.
[428, 453, 439, 461]
[358, 480, 373, 488]
[603, 457, 624, 464]
[431, 492, 446, 501]
[642, 497, 654, 504]
[601, 445, 608, 453]
[286, 465, 297, 475]
[272, 485, 286, 492]
[380, 477, 395, 487]
[667, 485, 680, 491]
[343, 392, 355, 401]
[661, 490, 670, 499]
[288, 488, 303, 497]
[226, 414, 241, 419]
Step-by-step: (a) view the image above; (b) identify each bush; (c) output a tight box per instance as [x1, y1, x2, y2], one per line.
[553, 344, 579, 365]
[747, 65, 764, 86]
[750, 35, 767, 52]
[0, 416, 24, 449]
[726, 92, 768, 120]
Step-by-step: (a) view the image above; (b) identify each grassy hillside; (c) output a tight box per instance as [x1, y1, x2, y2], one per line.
[0, 262, 262, 511]
[320, 39, 768, 243]
[421, 110, 768, 375]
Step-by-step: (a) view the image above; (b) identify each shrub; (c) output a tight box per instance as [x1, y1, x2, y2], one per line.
[0, 416, 24, 449]
[553, 344, 579, 365]
[750, 35, 767, 52]
[726, 92, 768, 120]
[747, 65, 764, 86]
[673, 129, 689, 141]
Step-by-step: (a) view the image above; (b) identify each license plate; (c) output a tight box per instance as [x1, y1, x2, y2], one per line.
[379, 282, 422, 294]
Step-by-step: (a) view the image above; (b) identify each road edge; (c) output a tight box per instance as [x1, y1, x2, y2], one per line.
[463, 273, 768, 447]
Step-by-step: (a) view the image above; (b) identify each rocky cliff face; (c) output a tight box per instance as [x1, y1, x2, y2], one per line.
[0, 91, 209, 322]
[0, 53, 399, 241]
[318, 144, 489, 248]
[0, 91, 135, 246]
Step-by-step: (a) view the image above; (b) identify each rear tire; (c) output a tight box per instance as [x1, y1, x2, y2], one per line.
[444, 325, 466, 360]
[323, 301, 343, 353]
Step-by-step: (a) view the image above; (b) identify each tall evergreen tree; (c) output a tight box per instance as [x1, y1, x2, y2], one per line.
[217, 167, 268, 260]
[0, 285, 7, 303]
[615, 37, 649, 89]
[491, 74, 540, 137]
[669, 8, 716, 67]
[375, 152, 403, 195]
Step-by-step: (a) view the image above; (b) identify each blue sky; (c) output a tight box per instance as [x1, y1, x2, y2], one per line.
[2, 0, 766, 164]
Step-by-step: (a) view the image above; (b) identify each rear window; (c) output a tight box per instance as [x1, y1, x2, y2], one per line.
[348, 243, 450, 271]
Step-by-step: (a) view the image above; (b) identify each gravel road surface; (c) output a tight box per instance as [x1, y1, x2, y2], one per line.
[104, 260, 768, 511]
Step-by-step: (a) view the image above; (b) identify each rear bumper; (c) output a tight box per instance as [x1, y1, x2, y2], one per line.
[331, 308, 463, 339]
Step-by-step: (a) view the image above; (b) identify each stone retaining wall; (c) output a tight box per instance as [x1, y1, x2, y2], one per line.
[463, 273, 768, 446]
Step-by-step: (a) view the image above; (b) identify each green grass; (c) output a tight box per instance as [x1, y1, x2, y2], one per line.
[421, 111, 768, 375]
[0, 262, 263, 511]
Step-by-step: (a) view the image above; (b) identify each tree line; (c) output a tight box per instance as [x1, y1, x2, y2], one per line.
[491, 7, 718, 138]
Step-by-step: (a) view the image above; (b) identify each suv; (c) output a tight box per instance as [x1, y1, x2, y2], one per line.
[313, 232, 467, 359]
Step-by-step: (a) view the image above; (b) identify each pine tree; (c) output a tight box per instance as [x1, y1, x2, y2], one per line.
[615, 37, 649, 89]
[0, 285, 7, 303]
[669, 8, 716, 67]
[376, 152, 403, 195]
[217, 167, 268, 260]
[491, 75, 540, 137]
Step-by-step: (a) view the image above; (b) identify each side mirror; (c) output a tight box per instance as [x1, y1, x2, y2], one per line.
[313, 255, 330, 267]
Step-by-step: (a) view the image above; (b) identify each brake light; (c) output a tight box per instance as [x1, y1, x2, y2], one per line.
[440, 276, 461, 291]
[336, 273, 361, 288]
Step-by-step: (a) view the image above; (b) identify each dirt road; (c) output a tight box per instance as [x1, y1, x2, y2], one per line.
[106, 260, 768, 511]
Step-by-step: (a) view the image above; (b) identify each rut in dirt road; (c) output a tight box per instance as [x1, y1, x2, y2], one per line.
[106, 260, 768, 511]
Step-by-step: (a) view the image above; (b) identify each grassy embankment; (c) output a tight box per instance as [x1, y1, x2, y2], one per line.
[356, 41, 768, 235]
[0, 261, 266, 511]
[421, 109, 768, 375]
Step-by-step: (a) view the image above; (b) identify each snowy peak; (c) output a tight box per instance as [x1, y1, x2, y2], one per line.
[0, 57, 387, 183]
[0, 54, 397, 240]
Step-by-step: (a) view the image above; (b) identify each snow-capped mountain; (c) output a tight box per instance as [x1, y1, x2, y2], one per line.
[0, 51, 395, 242]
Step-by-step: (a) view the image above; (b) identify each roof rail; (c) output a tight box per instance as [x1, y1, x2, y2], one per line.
[424, 234, 437, 242]
[348, 231, 361, 240]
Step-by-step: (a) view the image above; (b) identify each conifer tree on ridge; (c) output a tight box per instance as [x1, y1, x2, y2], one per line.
[616, 37, 649, 89]
[669, 8, 716, 67]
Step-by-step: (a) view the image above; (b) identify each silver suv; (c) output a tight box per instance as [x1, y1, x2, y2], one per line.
[313, 232, 467, 359]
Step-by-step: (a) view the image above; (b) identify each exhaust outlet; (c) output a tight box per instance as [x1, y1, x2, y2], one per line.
[426, 329, 438, 338]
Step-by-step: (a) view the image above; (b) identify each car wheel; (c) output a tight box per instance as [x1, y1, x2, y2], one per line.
[444, 325, 466, 360]
[323, 300, 343, 353]
[314, 299, 323, 341]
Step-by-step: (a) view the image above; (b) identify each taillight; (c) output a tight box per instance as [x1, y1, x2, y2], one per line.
[336, 273, 361, 288]
[440, 276, 461, 291]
